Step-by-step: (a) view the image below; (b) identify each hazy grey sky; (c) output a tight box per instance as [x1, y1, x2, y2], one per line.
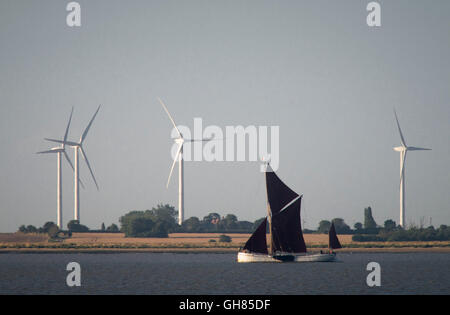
[0, 0, 449, 232]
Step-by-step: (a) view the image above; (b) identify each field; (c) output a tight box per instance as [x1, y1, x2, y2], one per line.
[1, 232, 449, 253]
[0, 232, 352, 246]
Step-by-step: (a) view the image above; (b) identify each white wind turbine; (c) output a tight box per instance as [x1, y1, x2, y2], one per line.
[158, 98, 216, 225]
[37, 107, 82, 228]
[45, 105, 101, 222]
[393, 110, 431, 227]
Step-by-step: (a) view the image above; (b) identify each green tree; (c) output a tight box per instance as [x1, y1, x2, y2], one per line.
[202, 213, 221, 231]
[119, 204, 178, 237]
[42, 221, 57, 233]
[219, 214, 239, 230]
[384, 219, 396, 231]
[151, 204, 178, 225]
[182, 217, 201, 232]
[26, 225, 37, 233]
[332, 218, 351, 234]
[236, 220, 253, 231]
[47, 225, 60, 239]
[18, 225, 27, 233]
[354, 222, 363, 231]
[67, 220, 89, 232]
[106, 223, 119, 232]
[317, 220, 331, 234]
[101, 223, 106, 232]
[128, 217, 155, 237]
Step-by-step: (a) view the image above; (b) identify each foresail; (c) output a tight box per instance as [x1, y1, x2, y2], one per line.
[265, 165, 299, 215]
[329, 222, 342, 249]
[271, 197, 307, 253]
[242, 218, 268, 254]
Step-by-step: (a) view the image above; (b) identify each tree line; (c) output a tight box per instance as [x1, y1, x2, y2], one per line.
[18, 220, 119, 239]
[17, 205, 450, 241]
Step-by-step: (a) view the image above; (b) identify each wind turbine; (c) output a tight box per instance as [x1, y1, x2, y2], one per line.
[37, 107, 77, 229]
[158, 98, 216, 225]
[393, 110, 431, 227]
[46, 105, 101, 222]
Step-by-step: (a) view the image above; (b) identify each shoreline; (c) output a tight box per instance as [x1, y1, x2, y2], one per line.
[2, 233, 450, 254]
[1, 247, 450, 254]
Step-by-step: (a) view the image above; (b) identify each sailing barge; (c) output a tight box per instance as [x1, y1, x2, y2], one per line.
[237, 165, 341, 263]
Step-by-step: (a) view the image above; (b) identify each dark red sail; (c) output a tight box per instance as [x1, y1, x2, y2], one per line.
[242, 218, 268, 254]
[329, 222, 342, 249]
[271, 197, 307, 253]
[265, 165, 299, 215]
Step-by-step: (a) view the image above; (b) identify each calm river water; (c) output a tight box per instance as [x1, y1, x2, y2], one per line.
[0, 252, 449, 294]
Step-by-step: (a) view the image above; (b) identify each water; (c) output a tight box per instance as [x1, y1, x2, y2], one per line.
[0, 252, 449, 294]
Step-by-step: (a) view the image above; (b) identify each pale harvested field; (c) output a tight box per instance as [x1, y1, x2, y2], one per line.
[1, 233, 450, 253]
[0, 232, 353, 247]
[39, 232, 354, 246]
[0, 233, 47, 244]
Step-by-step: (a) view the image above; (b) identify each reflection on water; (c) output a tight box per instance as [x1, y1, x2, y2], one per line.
[0, 252, 449, 294]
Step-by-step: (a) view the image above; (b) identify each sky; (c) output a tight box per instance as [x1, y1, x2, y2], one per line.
[0, 0, 449, 232]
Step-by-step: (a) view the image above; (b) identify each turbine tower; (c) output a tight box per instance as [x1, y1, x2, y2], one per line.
[158, 98, 215, 225]
[37, 107, 76, 229]
[393, 110, 431, 227]
[46, 105, 101, 222]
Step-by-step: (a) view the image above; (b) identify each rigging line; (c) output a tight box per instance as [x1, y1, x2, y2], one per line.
[302, 196, 307, 228]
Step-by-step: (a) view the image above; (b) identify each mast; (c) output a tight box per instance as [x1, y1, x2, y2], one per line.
[265, 163, 274, 255]
[264, 163, 299, 255]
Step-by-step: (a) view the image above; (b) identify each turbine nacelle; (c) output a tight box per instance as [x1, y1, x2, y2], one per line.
[393, 146, 406, 152]
[174, 138, 185, 145]
[45, 138, 80, 147]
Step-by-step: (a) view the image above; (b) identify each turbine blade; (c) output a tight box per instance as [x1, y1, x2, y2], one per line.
[36, 149, 58, 154]
[80, 105, 101, 144]
[185, 137, 225, 142]
[394, 110, 407, 147]
[63, 150, 75, 171]
[78, 178, 86, 190]
[63, 107, 74, 144]
[45, 138, 79, 147]
[158, 98, 182, 138]
[63, 150, 85, 189]
[400, 150, 407, 183]
[45, 138, 65, 144]
[79, 146, 99, 191]
[407, 146, 431, 151]
[167, 144, 183, 188]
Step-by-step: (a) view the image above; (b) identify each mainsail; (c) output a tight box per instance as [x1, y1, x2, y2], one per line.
[265, 165, 299, 215]
[271, 197, 307, 253]
[242, 218, 268, 254]
[328, 222, 342, 249]
[265, 165, 306, 254]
